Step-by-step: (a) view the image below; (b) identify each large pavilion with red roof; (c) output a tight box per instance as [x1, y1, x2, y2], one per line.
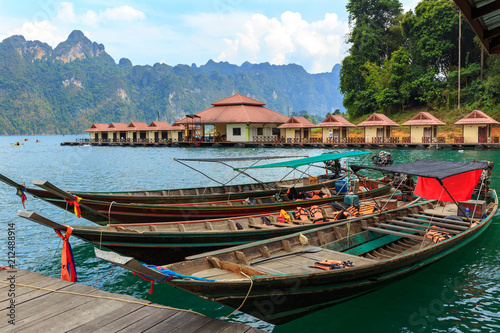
[402, 112, 446, 144]
[454, 110, 500, 143]
[356, 113, 399, 143]
[173, 94, 289, 142]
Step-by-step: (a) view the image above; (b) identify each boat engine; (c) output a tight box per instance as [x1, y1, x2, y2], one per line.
[372, 151, 393, 166]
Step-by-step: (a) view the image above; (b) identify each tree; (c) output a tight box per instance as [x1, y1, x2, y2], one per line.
[340, 0, 403, 117]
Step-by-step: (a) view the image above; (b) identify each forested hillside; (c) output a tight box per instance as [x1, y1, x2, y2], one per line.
[340, 0, 500, 119]
[0, 31, 344, 135]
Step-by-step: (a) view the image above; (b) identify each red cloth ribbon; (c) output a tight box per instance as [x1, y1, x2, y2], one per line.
[17, 187, 27, 209]
[132, 271, 173, 294]
[65, 195, 82, 218]
[55, 226, 77, 282]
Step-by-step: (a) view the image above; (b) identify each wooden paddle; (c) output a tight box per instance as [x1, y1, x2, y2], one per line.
[250, 247, 323, 265]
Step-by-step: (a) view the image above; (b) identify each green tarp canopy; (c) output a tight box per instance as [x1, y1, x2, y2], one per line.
[234, 151, 370, 170]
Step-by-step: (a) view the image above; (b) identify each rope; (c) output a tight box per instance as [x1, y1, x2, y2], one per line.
[223, 271, 253, 319]
[0, 280, 204, 317]
[107, 201, 116, 226]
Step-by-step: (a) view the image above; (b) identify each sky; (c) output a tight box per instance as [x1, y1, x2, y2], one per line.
[0, 0, 420, 74]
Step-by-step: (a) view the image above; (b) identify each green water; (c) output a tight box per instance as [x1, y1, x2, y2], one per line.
[1, 135, 498, 332]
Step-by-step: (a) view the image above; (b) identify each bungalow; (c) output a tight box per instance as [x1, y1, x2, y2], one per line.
[357, 113, 400, 143]
[278, 117, 317, 143]
[315, 115, 355, 143]
[402, 112, 446, 143]
[147, 121, 178, 142]
[174, 94, 289, 142]
[84, 123, 109, 141]
[126, 122, 149, 142]
[454, 110, 499, 143]
[107, 123, 128, 142]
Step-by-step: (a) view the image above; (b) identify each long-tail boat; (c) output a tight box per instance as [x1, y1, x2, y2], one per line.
[95, 160, 497, 324]
[18, 193, 417, 265]
[32, 177, 391, 224]
[1, 152, 366, 205]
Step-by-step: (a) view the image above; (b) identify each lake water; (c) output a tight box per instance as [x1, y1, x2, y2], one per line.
[1, 135, 499, 332]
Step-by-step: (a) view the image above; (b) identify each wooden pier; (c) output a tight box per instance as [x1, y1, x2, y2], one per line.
[61, 140, 500, 150]
[0, 269, 265, 332]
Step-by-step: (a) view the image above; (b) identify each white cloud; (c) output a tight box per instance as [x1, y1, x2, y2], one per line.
[1, 20, 65, 47]
[57, 2, 77, 23]
[216, 11, 349, 73]
[0, 2, 147, 51]
[101, 6, 145, 22]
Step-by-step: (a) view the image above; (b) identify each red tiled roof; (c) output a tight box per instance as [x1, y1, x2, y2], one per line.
[316, 115, 355, 128]
[357, 113, 399, 127]
[148, 121, 176, 131]
[402, 112, 446, 126]
[278, 116, 316, 129]
[107, 122, 128, 131]
[176, 94, 288, 124]
[85, 123, 109, 132]
[171, 124, 185, 130]
[454, 110, 500, 125]
[127, 122, 149, 130]
[211, 94, 265, 106]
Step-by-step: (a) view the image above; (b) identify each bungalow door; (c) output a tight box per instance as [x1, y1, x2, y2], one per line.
[376, 128, 384, 138]
[295, 130, 301, 142]
[478, 126, 488, 143]
[332, 129, 340, 143]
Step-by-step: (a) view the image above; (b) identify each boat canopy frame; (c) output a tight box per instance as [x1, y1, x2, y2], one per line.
[351, 160, 490, 224]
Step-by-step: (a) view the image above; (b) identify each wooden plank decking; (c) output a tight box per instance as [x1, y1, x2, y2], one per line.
[0, 269, 265, 333]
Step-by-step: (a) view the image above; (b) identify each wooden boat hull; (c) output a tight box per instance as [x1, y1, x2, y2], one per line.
[1, 173, 340, 204]
[41, 180, 391, 224]
[18, 194, 404, 265]
[155, 190, 498, 324]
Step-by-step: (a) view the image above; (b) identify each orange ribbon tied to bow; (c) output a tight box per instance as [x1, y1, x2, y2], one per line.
[65, 195, 82, 218]
[55, 226, 77, 282]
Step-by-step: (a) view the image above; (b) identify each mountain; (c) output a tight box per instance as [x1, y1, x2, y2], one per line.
[0, 30, 344, 135]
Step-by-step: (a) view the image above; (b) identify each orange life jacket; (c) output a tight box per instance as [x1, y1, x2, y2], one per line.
[277, 209, 291, 223]
[294, 207, 309, 220]
[313, 260, 354, 270]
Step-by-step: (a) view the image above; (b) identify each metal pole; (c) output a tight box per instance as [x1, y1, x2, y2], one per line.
[438, 179, 472, 225]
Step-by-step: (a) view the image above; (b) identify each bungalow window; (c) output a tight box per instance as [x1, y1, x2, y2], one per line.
[272, 127, 280, 136]
[257, 127, 263, 136]
[233, 127, 241, 136]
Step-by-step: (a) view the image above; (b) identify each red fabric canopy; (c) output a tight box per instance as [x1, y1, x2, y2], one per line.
[414, 169, 483, 202]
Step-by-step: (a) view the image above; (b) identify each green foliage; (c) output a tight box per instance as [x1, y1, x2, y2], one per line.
[340, 0, 403, 117]
[341, 0, 498, 117]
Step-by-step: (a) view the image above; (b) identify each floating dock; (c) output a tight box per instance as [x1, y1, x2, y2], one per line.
[0, 269, 264, 332]
[61, 141, 500, 150]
